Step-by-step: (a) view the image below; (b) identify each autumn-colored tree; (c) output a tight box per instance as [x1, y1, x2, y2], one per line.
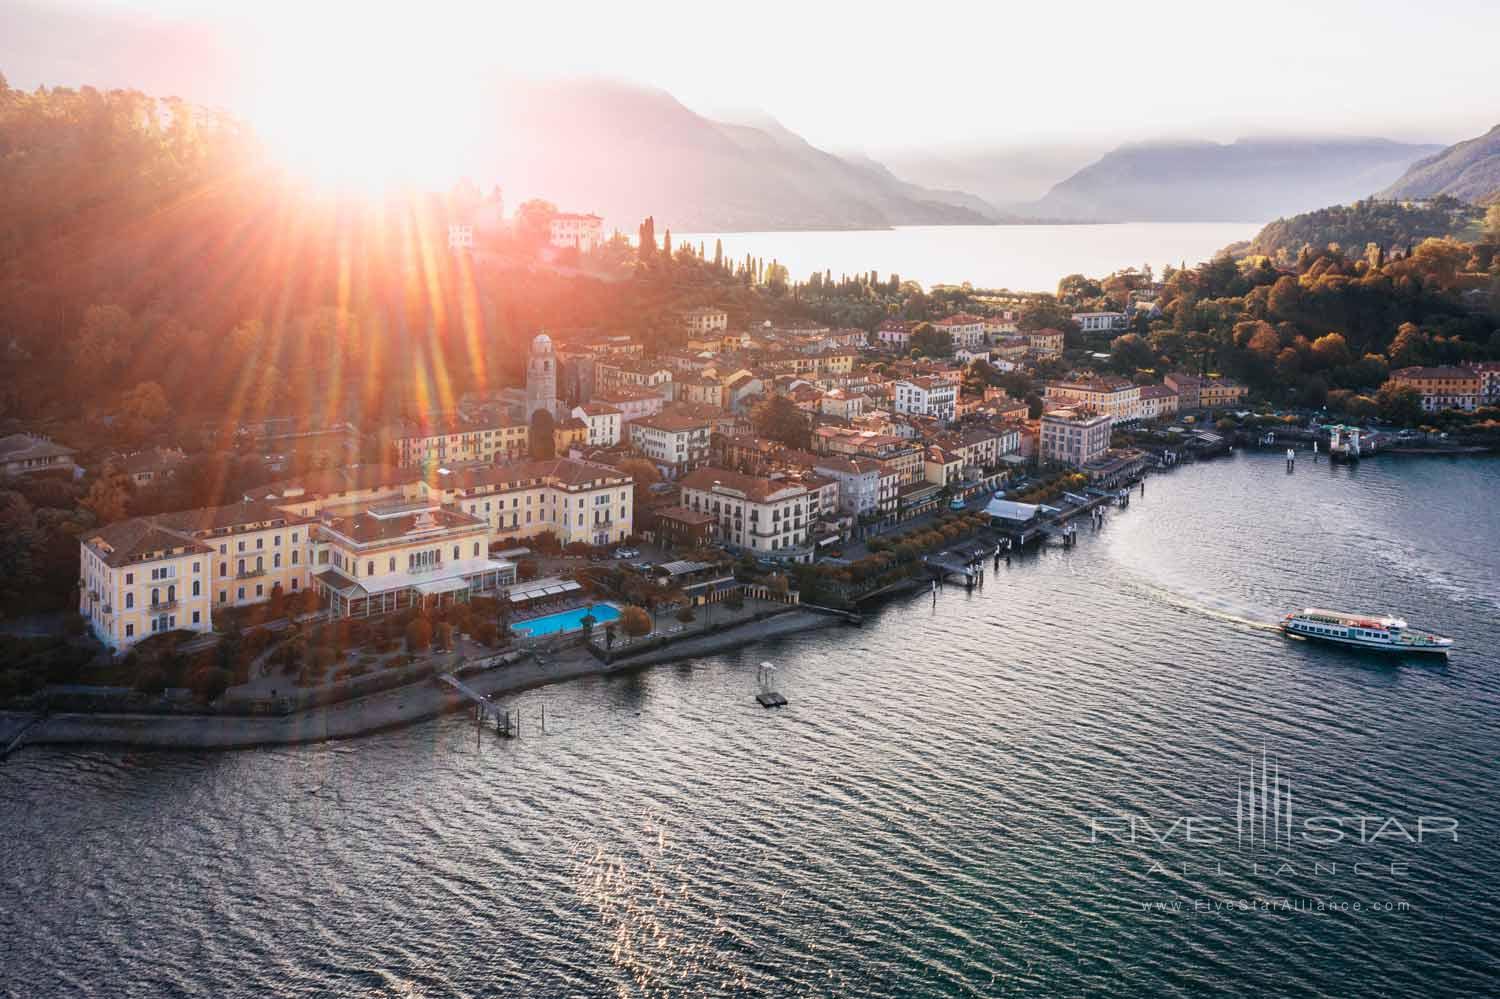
[1309, 333, 1352, 370]
[1388, 323, 1429, 367]
[618, 458, 661, 510]
[406, 616, 433, 652]
[81, 469, 131, 524]
[619, 605, 652, 638]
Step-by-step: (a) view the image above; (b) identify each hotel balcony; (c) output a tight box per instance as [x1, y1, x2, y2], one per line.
[236, 568, 266, 579]
[149, 600, 179, 612]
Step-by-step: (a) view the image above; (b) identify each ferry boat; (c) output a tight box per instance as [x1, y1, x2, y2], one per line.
[1282, 608, 1453, 655]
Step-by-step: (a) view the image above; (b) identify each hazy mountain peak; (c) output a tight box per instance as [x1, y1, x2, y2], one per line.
[1379, 123, 1500, 203]
[1026, 135, 1442, 222]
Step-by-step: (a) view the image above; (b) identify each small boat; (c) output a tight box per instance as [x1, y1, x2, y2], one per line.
[1281, 608, 1453, 655]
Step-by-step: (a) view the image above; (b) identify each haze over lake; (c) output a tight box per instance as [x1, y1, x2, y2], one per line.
[682, 222, 1263, 292]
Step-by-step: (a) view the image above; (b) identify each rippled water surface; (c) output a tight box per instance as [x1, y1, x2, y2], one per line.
[4, 453, 1499, 997]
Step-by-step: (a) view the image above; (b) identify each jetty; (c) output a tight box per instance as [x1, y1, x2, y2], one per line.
[436, 672, 520, 736]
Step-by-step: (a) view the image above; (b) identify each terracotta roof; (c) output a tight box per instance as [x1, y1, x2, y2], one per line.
[435, 458, 632, 492]
[318, 502, 486, 545]
[630, 410, 714, 433]
[680, 467, 808, 503]
[654, 505, 715, 525]
[83, 520, 215, 568]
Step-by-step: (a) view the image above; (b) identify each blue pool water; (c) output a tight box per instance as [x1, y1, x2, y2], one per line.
[511, 603, 620, 638]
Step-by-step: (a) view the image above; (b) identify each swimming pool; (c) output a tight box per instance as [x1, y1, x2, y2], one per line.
[510, 603, 621, 638]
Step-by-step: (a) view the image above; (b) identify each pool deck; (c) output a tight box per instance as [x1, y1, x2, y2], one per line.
[511, 603, 621, 637]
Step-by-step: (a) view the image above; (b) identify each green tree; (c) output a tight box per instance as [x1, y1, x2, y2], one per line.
[752, 395, 811, 449]
[909, 322, 952, 358]
[1375, 382, 1424, 426]
[514, 199, 557, 247]
[529, 409, 556, 459]
[1108, 333, 1155, 374]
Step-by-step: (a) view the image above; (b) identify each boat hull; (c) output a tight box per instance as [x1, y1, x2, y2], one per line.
[1282, 625, 1451, 655]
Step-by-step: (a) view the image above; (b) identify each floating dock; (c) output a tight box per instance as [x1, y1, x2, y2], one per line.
[755, 662, 787, 708]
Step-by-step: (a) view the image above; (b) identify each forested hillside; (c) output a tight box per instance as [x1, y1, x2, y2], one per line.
[1238, 197, 1484, 262]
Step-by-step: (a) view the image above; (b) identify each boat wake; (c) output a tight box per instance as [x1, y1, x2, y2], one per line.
[1123, 576, 1284, 635]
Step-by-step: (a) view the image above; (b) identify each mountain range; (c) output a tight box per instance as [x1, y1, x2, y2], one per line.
[471, 83, 1453, 232]
[466, 79, 1011, 232]
[1379, 124, 1500, 204]
[1017, 137, 1442, 222]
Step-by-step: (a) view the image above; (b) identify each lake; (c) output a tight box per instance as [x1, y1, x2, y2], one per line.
[678, 222, 1264, 293]
[4, 452, 1498, 997]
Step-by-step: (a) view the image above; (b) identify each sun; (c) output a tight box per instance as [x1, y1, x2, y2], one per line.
[248, 19, 480, 191]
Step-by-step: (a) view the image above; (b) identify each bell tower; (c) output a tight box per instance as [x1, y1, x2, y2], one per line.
[525, 333, 558, 421]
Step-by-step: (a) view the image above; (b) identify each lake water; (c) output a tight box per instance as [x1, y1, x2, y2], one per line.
[4, 452, 1499, 997]
[679, 222, 1263, 292]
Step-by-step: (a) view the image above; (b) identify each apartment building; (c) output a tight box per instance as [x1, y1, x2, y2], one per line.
[387, 416, 528, 468]
[628, 409, 714, 479]
[675, 374, 726, 410]
[592, 387, 666, 423]
[893, 377, 958, 422]
[1040, 409, 1113, 468]
[933, 313, 987, 350]
[1466, 361, 1500, 404]
[1388, 366, 1481, 412]
[79, 501, 317, 652]
[682, 306, 729, 334]
[877, 320, 914, 352]
[570, 403, 623, 446]
[549, 212, 603, 252]
[79, 521, 215, 652]
[1026, 329, 1065, 356]
[809, 455, 882, 517]
[1071, 311, 1128, 334]
[595, 358, 673, 396]
[680, 468, 814, 561]
[1136, 384, 1180, 420]
[820, 388, 865, 420]
[1198, 377, 1248, 408]
[1044, 378, 1142, 424]
[424, 458, 634, 548]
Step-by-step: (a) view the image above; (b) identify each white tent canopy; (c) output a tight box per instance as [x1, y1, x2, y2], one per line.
[983, 498, 1040, 522]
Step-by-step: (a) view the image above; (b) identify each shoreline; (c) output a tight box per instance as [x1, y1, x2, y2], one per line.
[0, 610, 840, 755]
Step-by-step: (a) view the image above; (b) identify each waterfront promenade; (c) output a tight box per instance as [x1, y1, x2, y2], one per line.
[0, 608, 837, 753]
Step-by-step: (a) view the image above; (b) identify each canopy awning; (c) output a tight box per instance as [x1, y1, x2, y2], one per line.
[984, 498, 1040, 522]
[507, 578, 582, 603]
[415, 577, 470, 596]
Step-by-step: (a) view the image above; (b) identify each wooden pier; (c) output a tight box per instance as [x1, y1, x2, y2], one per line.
[436, 673, 521, 737]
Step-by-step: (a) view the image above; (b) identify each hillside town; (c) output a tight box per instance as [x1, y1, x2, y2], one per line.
[5, 252, 1499, 677]
[52, 296, 1262, 657]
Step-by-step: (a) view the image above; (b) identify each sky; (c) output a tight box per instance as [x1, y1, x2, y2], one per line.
[4, 0, 1498, 156]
